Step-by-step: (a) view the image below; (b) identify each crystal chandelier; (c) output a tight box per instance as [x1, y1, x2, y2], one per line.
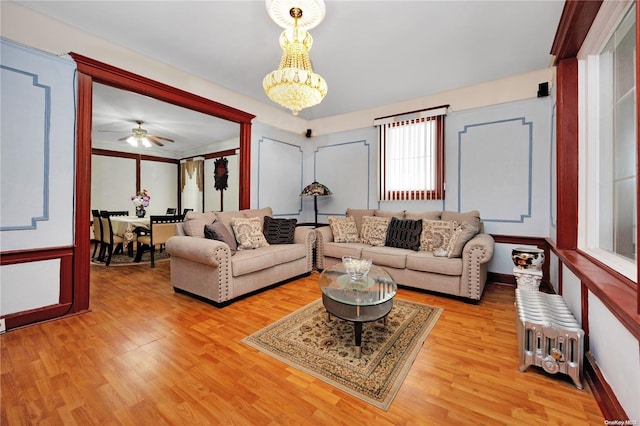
[263, 0, 327, 115]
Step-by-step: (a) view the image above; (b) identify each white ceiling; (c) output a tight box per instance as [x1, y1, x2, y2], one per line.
[17, 0, 565, 155]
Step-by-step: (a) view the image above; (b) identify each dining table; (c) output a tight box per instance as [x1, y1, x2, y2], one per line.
[109, 216, 150, 247]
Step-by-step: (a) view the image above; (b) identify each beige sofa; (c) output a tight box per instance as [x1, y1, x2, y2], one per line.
[165, 207, 316, 306]
[315, 209, 494, 302]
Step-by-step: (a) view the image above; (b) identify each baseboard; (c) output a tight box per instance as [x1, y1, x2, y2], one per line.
[488, 272, 555, 293]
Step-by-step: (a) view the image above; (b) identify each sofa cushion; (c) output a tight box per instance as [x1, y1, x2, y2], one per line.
[441, 210, 481, 231]
[345, 208, 375, 235]
[231, 217, 270, 250]
[204, 222, 237, 255]
[322, 242, 367, 259]
[231, 247, 276, 276]
[385, 217, 422, 251]
[328, 216, 360, 243]
[374, 210, 405, 219]
[263, 216, 297, 244]
[404, 211, 441, 221]
[182, 211, 216, 237]
[243, 207, 273, 224]
[360, 216, 391, 246]
[361, 246, 409, 269]
[447, 222, 478, 258]
[272, 243, 307, 264]
[419, 219, 457, 252]
[406, 251, 463, 276]
[215, 210, 244, 236]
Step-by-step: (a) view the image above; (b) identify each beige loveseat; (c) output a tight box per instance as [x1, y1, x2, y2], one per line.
[315, 209, 494, 302]
[165, 207, 315, 306]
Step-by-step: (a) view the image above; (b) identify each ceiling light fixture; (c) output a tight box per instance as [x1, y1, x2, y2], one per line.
[126, 124, 152, 147]
[263, 0, 327, 116]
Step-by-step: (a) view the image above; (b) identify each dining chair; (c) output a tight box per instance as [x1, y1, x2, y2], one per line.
[99, 211, 127, 266]
[91, 209, 103, 260]
[109, 210, 129, 216]
[182, 208, 194, 215]
[166, 208, 177, 215]
[134, 215, 183, 267]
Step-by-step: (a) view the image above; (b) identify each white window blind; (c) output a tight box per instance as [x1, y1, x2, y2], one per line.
[375, 107, 447, 201]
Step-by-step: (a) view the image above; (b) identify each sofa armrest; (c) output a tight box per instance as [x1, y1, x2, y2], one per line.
[315, 226, 334, 270]
[294, 226, 317, 271]
[461, 233, 495, 300]
[165, 235, 230, 266]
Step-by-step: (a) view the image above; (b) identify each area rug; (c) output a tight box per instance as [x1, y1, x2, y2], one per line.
[242, 298, 443, 411]
[90, 250, 170, 266]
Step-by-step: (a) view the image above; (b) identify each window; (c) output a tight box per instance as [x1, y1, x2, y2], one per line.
[375, 107, 446, 201]
[580, 2, 637, 280]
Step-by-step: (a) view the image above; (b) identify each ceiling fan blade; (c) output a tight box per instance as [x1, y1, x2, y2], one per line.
[147, 136, 164, 146]
[150, 135, 174, 142]
[117, 136, 130, 141]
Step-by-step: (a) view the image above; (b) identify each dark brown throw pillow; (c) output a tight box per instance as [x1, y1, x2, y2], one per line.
[204, 222, 237, 255]
[385, 217, 422, 251]
[263, 216, 297, 244]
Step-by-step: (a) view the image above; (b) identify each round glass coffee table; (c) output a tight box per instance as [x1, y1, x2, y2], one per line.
[318, 263, 397, 358]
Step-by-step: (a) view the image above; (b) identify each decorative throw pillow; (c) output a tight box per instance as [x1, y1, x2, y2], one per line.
[263, 216, 297, 244]
[204, 222, 237, 255]
[360, 216, 391, 246]
[182, 211, 217, 237]
[231, 217, 270, 250]
[446, 222, 478, 258]
[385, 217, 422, 251]
[328, 216, 360, 243]
[419, 219, 457, 252]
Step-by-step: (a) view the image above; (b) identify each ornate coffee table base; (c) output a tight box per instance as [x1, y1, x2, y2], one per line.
[321, 293, 394, 358]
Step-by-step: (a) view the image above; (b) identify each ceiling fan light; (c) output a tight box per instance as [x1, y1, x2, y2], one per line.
[126, 136, 138, 147]
[141, 138, 152, 148]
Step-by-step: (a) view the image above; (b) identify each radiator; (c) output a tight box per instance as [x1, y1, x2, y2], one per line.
[515, 289, 584, 389]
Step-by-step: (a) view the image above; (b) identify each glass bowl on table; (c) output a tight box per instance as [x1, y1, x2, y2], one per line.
[342, 256, 373, 282]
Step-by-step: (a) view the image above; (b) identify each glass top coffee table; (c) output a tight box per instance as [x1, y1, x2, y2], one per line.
[318, 262, 397, 358]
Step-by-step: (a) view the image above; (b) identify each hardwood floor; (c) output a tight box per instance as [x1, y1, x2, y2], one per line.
[1, 262, 604, 425]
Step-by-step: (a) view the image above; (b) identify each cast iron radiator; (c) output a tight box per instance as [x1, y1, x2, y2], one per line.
[515, 289, 584, 389]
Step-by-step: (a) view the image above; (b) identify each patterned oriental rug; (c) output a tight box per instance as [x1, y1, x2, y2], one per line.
[242, 299, 443, 411]
[90, 250, 170, 266]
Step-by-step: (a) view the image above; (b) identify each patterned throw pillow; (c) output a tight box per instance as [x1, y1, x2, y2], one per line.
[204, 222, 237, 255]
[419, 219, 457, 252]
[263, 216, 297, 244]
[446, 222, 478, 258]
[385, 217, 422, 251]
[231, 217, 270, 250]
[328, 216, 360, 243]
[360, 216, 391, 246]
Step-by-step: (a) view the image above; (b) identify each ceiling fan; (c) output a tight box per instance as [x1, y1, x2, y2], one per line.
[118, 120, 175, 147]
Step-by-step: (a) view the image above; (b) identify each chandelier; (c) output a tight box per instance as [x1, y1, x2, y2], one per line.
[263, 0, 327, 115]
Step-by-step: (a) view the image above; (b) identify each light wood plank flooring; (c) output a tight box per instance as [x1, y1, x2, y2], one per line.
[1, 261, 604, 425]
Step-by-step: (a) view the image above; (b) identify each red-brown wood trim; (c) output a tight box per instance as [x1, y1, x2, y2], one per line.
[584, 352, 630, 421]
[491, 234, 551, 288]
[0, 247, 75, 330]
[637, 1, 640, 315]
[204, 149, 238, 160]
[558, 259, 564, 295]
[581, 282, 590, 348]
[91, 148, 179, 164]
[239, 122, 252, 210]
[70, 54, 255, 124]
[550, 0, 603, 62]
[553, 247, 640, 341]
[555, 57, 579, 249]
[74, 72, 93, 314]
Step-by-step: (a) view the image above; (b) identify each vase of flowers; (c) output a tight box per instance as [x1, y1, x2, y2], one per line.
[131, 189, 150, 218]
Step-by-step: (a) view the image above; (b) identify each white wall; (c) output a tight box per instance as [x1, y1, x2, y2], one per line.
[91, 155, 137, 213]
[141, 160, 178, 216]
